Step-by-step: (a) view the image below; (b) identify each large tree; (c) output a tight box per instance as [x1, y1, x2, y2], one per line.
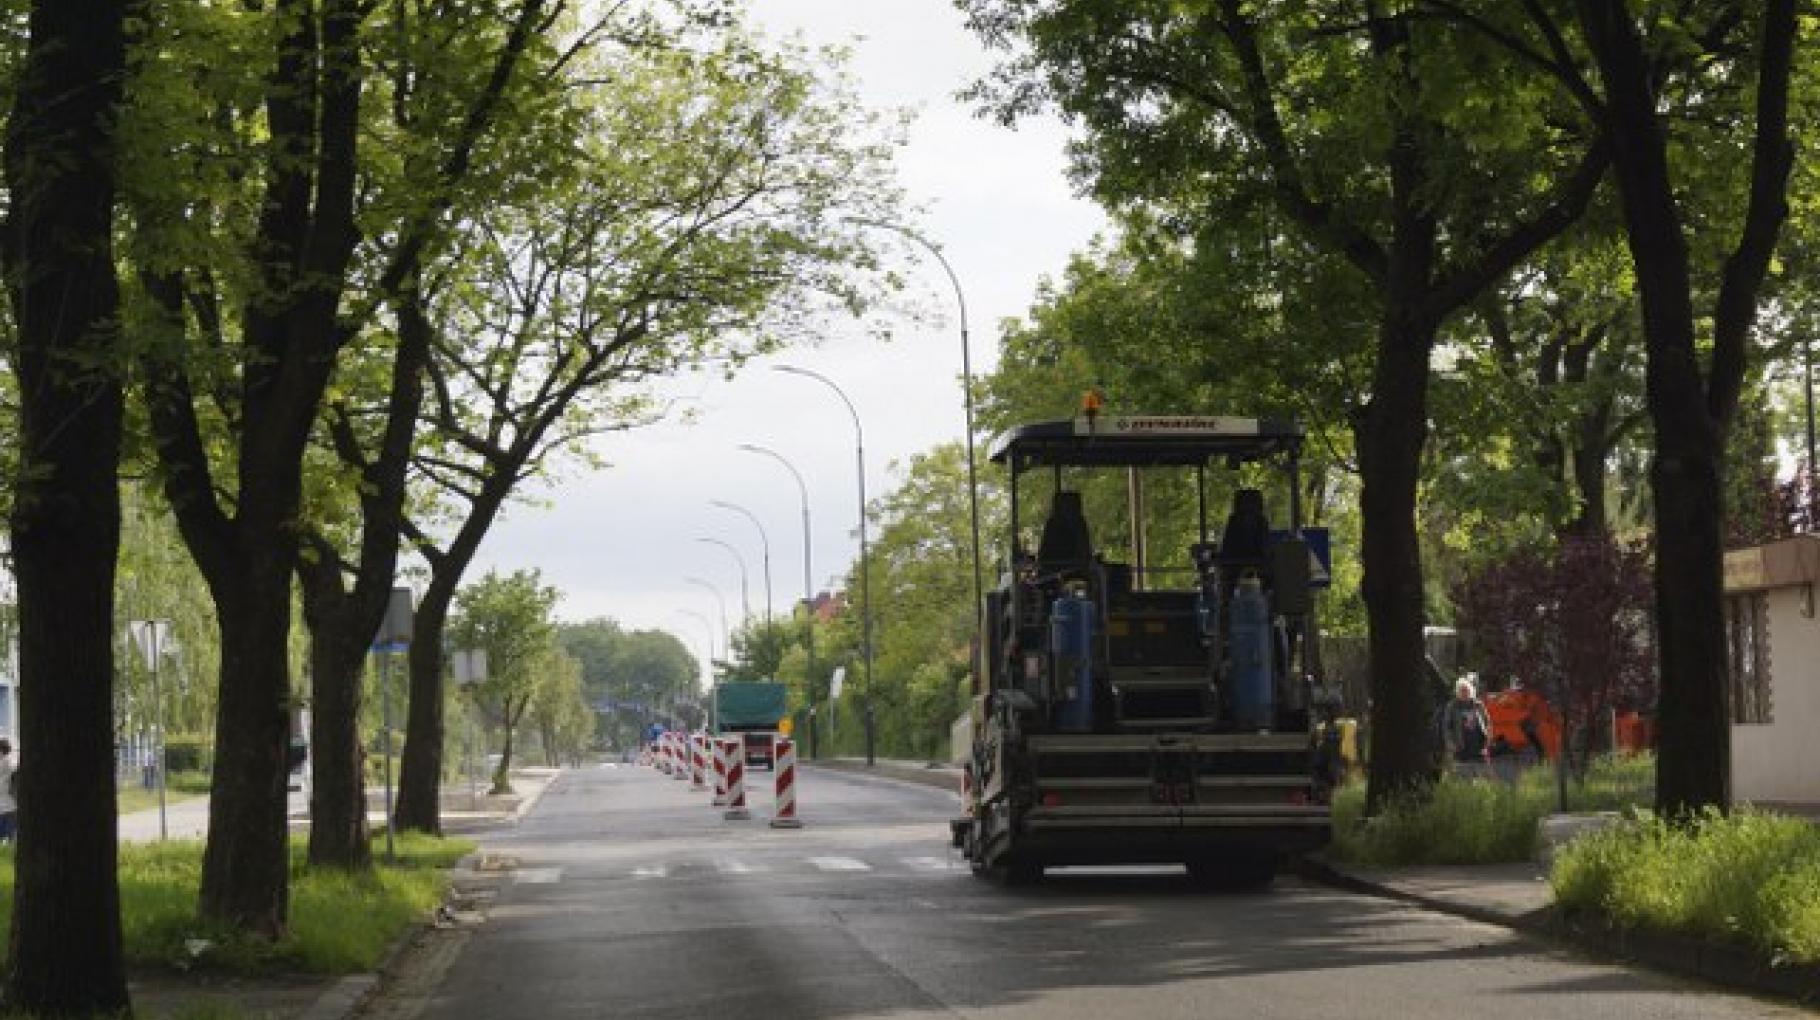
[291, 0, 567, 870]
[2, 0, 132, 1012]
[391, 29, 900, 832]
[448, 569, 559, 793]
[128, 0, 564, 916]
[1564, 0, 1801, 813]
[961, 0, 1608, 806]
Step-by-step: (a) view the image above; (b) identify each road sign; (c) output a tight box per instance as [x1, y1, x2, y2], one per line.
[125, 619, 172, 669]
[373, 586, 414, 652]
[1270, 529, 1332, 589]
[829, 666, 846, 699]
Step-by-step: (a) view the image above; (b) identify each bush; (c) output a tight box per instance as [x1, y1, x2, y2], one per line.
[162, 739, 211, 774]
[1552, 809, 1820, 963]
[1327, 754, 1657, 866]
[0, 832, 476, 975]
[1330, 777, 1544, 865]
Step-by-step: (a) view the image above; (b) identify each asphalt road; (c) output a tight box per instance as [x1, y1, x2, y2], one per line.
[374, 763, 1808, 1020]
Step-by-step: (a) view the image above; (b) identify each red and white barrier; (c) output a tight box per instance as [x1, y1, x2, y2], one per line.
[670, 734, 688, 781]
[769, 738, 802, 829]
[689, 734, 707, 791]
[711, 738, 730, 807]
[722, 738, 750, 820]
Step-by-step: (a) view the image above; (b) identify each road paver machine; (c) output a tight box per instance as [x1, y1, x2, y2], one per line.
[953, 411, 1341, 886]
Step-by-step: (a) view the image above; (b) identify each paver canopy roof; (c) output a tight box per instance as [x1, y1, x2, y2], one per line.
[989, 416, 1304, 469]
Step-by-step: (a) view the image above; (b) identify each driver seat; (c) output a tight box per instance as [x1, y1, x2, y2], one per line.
[1038, 490, 1093, 566]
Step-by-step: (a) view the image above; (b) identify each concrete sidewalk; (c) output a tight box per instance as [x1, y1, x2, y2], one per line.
[1303, 855, 1820, 1004]
[1300, 858, 1554, 930]
[115, 769, 561, 842]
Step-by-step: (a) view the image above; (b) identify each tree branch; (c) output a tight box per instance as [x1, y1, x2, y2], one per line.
[1707, 0, 1798, 425]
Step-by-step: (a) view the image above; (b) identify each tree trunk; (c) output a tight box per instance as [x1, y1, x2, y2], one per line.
[396, 483, 512, 831]
[1357, 313, 1439, 813]
[198, 559, 295, 936]
[2, 3, 132, 1011]
[1571, 0, 1766, 815]
[300, 265, 431, 865]
[1649, 398, 1732, 812]
[492, 701, 519, 795]
[304, 623, 370, 869]
[394, 576, 453, 833]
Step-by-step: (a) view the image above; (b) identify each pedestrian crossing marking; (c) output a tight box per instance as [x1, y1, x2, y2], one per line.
[901, 856, 955, 872]
[631, 865, 667, 879]
[806, 856, 871, 872]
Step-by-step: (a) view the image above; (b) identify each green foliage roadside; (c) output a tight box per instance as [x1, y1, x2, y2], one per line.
[1553, 810, 1820, 965]
[0, 832, 474, 975]
[1329, 755, 1655, 865]
[118, 771, 213, 815]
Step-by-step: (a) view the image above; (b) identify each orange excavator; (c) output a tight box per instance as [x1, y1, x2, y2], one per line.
[1483, 685, 1562, 760]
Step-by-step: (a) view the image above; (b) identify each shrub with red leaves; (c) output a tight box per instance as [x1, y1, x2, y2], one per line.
[1453, 536, 1655, 779]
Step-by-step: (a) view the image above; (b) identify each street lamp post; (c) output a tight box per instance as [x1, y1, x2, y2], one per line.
[775, 365, 876, 766]
[684, 576, 730, 670]
[849, 219, 986, 683]
[738, 442, 818, 758]
[696, 537, 751, 622]
[676, 609, 717, 721]
[710, 499, 773, 624]
[126, 618, 174, 840]
[375, 586, 415, 862]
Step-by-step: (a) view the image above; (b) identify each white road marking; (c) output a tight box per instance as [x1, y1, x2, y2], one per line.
[716, 859, 762, 875]
[807, 856, 872, 872]
[901, 856, 956, 872]
[630, 865, 667, 879]
[514, 867, 563, 885]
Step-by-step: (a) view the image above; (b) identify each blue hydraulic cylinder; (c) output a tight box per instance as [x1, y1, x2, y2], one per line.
[1049, 594, 1097, 733]
[1228, 574, 1275, 729]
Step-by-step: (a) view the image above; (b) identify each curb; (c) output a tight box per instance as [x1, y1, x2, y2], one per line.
[508, 770, 561, 823]
[1292, 857, 1820, 1005]
[1290, 857, 1553, 933]
[296, 975, 378, 1020]
[296, 851, 487, 1019]
[804, 759, 959, 793]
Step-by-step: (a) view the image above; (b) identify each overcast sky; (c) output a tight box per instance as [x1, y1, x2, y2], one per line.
[469, 0, 1106, 684]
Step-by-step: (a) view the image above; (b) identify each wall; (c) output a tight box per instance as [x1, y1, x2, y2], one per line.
[1732, 584, 1820, 805]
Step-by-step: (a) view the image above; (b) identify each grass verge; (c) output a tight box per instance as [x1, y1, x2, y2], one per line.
[1552, 808, 1820, 964]
[118, 771, 214, 815]
[1329, 754, 1655, 865]
[0, 830, 475, 975]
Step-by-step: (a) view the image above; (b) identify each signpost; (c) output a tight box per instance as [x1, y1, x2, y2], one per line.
[374, 587, 414, 861]
[452, 648, 487, 808]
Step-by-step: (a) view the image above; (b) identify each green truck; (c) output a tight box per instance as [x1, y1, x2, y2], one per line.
[714, 681, 789, 770]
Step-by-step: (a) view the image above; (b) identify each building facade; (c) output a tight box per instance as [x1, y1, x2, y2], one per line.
[1723, 535, 1820, 806]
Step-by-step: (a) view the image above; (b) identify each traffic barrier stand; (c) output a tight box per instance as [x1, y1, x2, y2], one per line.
[711, 737, 730, 807]
[672, 735, 690, 782]
[689, 734, 707, 792]
[722, 738, 750, 820]
[769, 737, 803, 829]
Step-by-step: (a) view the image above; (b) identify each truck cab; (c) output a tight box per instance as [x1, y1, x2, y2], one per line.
[954, 412, 1343, 886]
[714, 681, 789, 771]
